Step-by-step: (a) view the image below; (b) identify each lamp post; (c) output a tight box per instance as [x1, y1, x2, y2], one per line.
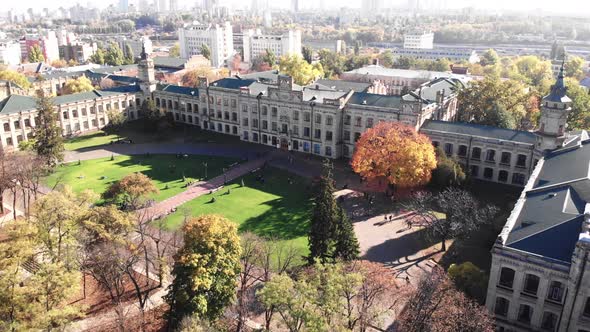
[309, 96, 317, 155]
[203, 162, 208, 179]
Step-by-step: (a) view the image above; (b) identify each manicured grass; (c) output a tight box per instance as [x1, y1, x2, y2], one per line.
[161, 167, 313, 256]
[45, 154, 240, 202]
[64, 131, 124, 150]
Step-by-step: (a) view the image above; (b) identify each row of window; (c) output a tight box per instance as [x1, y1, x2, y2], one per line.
[469, 166, 526, 185]
[344, 114, 374, 128]
[494, 297, 559, 331]
[499, 267, 565, 302]
[432, 141, 528, 168]
[241, 130, 334, 156]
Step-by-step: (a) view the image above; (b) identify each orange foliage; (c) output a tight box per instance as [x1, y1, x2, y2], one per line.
[350, 122, 437, 188]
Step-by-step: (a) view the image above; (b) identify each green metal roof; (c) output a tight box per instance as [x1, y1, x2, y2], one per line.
[53, 90, 126, 105]
[0, 95, 37, 114]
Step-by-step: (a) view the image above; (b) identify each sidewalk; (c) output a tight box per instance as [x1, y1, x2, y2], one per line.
[138, 155, 271, 220]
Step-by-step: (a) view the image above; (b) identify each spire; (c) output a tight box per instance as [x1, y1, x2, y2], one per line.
[556, 59, 565, 89]
[545, 59, 570, 103]
[140, 43, 147, 60]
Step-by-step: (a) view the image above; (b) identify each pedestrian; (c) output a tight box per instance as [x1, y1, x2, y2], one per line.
[405, 276, 410, 284]
[389, 215, 393, 221]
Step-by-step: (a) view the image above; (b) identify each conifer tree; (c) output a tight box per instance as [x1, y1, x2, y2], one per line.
[333, 206, 360, 261]
[308, 159, 339, 263]
[33, 91, 64, 167]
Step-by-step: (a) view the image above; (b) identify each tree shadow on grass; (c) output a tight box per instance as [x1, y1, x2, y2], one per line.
[238, 197, 310, 241]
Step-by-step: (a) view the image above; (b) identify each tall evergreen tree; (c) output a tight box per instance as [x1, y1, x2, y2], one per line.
[333, 206, 360, 261]
[124, 43, 135, 65]
[308, 159, 339, 263]
[28, 45, 45, 63]
[33, 92, 64, 166]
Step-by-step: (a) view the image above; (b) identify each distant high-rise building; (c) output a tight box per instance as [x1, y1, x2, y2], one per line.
[158, 0, 168, 12]
[178, 22, 233, 67]
[118, 0, 129, 12]
[169, 0, 178, 11]
[138, 0, 149, 12]
[290, 0, 299, 12]
[361, 0, 383, 17]
[403, 30, 434, 49]
[263, 10, 272, 28]
[242, 29, 301, 63]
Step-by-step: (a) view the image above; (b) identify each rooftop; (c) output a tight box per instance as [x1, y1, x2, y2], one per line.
[153, 57, 189, 69]
[156, 84, 199, 96]
[421, 120, 537, 144]
[315, 79, 371, 93]
[500, 141, 590, 263]
[348, 92, 403, 109]
[344, 65, 467, 80]
[0, 95, 37, 114]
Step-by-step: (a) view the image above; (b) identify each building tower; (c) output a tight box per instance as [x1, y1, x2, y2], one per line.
[138, 42, 156, 96]
[535, 62, 572, 152]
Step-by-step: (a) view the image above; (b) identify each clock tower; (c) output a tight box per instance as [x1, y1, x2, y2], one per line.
[138, 41, 156, 96]
[536, 63, 572, 152]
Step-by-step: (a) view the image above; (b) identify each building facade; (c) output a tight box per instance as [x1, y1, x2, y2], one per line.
[0, 41, 22, 66]
[242, 29, 302, 64]
[393, 47, 480, 64]
[485, 67, 590, 331]
[178, 22, 234, 68]
[403, 31, 434, 49]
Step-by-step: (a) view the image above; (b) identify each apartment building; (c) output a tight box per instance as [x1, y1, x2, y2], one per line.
[403, 31, 434, 49]
[178, 22, 234, 68]
[242, 29, 302, 63]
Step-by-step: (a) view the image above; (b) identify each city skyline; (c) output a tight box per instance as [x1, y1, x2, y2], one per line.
[5, 0, 590, 15]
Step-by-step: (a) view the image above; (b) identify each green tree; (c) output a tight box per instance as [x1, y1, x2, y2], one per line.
[141, 98, 165, 131]
[318, 49, 345, 78]
[565, 56, 585, 79]
[0, 70, 32, 89]
[33, 92, 64, 166]
[124, 43, 135, 65]
[62, 76, 94, 95]
[165, 215, 241, 328]
[279, 54, 324, 85]
[105, 43, 125, 66]
[169, 43, 180, 57]
[448, 262, 488, 303]
[430, 147, 466, 189]
[106, 109, 125, 131]
[308, 160, 339, 263]
[394, 56, 416, 69]
[28, 44, 45, 63]
[89, 47, 106, 65]
[429, 58, 452, 72]
[509, 56, 552, 87]
[333, 207, 360, 261]
[378, 50, 395, 68]
[200, 44, 211, 60]
[566, 78, 590, 130]
[481, 102, 517, 129]
[479, 49, 499, 67]
[302, 45, 313, 63]
[262, 48, 277, 66]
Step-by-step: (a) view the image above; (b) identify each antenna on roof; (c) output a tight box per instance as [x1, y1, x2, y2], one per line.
[234, 74, 242, 80]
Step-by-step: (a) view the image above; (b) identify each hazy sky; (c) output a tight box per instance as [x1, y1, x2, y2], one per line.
[6, 0, 590, 15]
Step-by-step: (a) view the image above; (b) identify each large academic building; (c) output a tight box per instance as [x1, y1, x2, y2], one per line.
[0, 45, 577, 190]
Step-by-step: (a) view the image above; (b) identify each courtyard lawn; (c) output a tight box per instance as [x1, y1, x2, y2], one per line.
[64, 131, 123, 151]
[45, 154, 240, 202]
[161, 167, 313, 256]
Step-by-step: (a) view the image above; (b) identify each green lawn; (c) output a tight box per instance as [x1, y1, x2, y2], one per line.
[161, 167, 313, 256]
[45, 154, 239, 202]
[64, 131, 123, 150]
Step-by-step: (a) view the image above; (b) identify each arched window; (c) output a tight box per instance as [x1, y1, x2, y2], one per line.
[518, 304, 533, 324]
[523, 273, 540, 295]
[499, 267, 515, 288]
[472, 147, 482, 160]
[541, 312, 558, 331]
[547, 281, 564, 302]
[494, 297, 509, 317]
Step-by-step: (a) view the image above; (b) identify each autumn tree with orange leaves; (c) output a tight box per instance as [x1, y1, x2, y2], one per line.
[351, 122, 437, 189]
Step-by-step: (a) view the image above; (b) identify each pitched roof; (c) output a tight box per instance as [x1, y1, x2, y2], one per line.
[210, 78, 257, 90]
[499, 140, 590, 263]
[0, 95, 37, 114]
[156, 84, 199, 96]
[54, 90, 125, 105]
[103, 85, 142, 93]
[153, 57, 188, 69]
[315, 79, 371, 92]
[421, 120, 537, 144]
[343, 65, 466, 81]
[347, 92, 402, 109]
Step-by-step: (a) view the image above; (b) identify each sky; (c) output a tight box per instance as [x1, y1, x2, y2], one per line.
[6, 0, 590, 15]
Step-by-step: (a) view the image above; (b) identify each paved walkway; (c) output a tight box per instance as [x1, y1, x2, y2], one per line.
[138, 155, 271, 220]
